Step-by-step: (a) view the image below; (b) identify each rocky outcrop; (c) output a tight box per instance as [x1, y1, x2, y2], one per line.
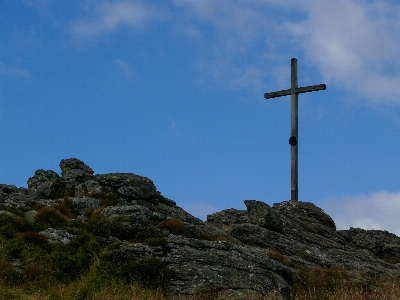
[1, 158, 400, 299]
[208, 200, 400, 286]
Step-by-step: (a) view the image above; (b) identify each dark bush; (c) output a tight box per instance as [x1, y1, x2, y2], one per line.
[0, 261, 22, 286]
[50, 232, 100, 281]
[22, 263, 49, 283]
[98, 192, 118, 207]
[54, 197, 75, 218]
[2, 239, 26, 260]
[0, 215, 29, 239]
[120, 257, 177, 290]
[144, 237, 168, 247]
[34, 207, 70, 230]
[157, 219, 185, 235]
[15, 231, 48, 247]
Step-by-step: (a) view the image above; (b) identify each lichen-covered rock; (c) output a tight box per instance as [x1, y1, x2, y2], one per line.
[96, 173, 163, 203]
[75, 180, 104, 197]
[104, 235, 294, 299]
[339, 227, 400, 264]
[0, 185, 36, 212]
[2, 158, 400, 299]
[273, 200, 336, 232]
[245, 200, 284, 233]
[164, 235, 293, 299]
[207, 208, 249, 228]
[27, 170, 59, 190]
[40, 228, 76, 244]
[72, 197, 101, 215]
[27, 170, 62, 199]
[102, 205, 164, 222]
[60, 158, 94, 182]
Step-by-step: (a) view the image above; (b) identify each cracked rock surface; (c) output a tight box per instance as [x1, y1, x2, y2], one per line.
[1, 158, 399, 299]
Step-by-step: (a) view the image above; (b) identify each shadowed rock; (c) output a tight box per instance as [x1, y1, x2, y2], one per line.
[1, 158, 400, 299]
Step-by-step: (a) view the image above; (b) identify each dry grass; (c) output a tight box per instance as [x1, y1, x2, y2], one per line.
[292, 270, 400, 300]
[1, 280, 400, 300]
[0, 279, 167, 300]
[293, 283, 400, 300]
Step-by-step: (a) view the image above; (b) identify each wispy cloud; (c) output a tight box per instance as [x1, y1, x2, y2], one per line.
[286, 1, 400, 105]
[0, 62, 30, 78]
[320, 191, 400, 237]
[174, 0, 400, 105]
[114, 59, 137, 81]
[72, 1, 166, 37]
[70, 1, 400, 105]
[173, 0, 274, 93]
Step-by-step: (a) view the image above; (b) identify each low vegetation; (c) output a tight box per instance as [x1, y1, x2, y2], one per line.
[2, 195, 400, 299]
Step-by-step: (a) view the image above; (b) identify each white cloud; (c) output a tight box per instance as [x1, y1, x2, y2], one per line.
[72, 1, 166, 36]
[0, 62, 30, 78]
[174, 0, 400, 105]
[287, 1, 400, 105]
[320, 191, 400, 237]
[70, 1, 400, 105]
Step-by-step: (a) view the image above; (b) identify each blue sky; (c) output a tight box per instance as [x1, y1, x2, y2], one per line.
[1, 0, 400, 235]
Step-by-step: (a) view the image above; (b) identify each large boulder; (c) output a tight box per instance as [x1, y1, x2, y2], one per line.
[60, 158, 94, 182]
[27, 170, 63, 199]
[245, 200, 284, 233]
[273, 200, 336, 234]
[95, 173, 163, 204]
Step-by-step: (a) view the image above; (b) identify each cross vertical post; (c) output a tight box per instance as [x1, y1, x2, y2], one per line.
[291, 58, 298, 201]
[264, 58, 326, 201]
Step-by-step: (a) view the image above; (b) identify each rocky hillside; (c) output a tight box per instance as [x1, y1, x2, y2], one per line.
[1, 158, 399, 299]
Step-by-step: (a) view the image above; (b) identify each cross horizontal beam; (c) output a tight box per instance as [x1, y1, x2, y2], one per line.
[264, 84, 326, 99]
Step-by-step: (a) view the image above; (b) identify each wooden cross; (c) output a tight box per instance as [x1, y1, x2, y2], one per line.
[264, 58, 326, 201]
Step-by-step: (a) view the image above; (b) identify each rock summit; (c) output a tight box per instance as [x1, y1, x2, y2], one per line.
[1, 158, 399, 299]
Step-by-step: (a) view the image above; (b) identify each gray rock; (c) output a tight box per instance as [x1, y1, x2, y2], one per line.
[24, 210, 36, 224]
[96, 173, 162, 203]
[3, 158, 400, 299]
[72, 197, 101, 215]
[75, 180, 104, 197]
[60, 158, 94, 182]
[102, 205, 164, 223]
[207, 208, 249, 228]
[40, 228, 76, 244]
[27, 170, 59, 189]
[156, 203, 203, 225]
[245, 200, 284, 233]
[104, 235, 294, 299]
[273, 200, 336, 232]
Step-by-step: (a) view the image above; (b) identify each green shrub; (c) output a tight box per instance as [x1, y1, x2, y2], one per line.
[0, 261, 22, 286]
[15, 232, 48, 248]
[144, 237, 168, 247]
[54, 197, 75, 218]
[33, 207, 70, 230]
[49, 177, 73, 198]
[22, 263, 49, 283]
[120, 257, 177, 290]
[85, 214, 160, 242]
[157, 219, 185, 235]
[98, 192, 119, 207]
[49, 231, 100, 281]
[1, 239, 26, 260]
[0, 215, 29, 239]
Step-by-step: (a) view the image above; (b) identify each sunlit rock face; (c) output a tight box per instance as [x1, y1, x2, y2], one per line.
[0, 158, 399, 299]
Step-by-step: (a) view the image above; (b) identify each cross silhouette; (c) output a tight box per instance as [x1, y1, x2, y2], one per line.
[264, 58, 326, 201]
